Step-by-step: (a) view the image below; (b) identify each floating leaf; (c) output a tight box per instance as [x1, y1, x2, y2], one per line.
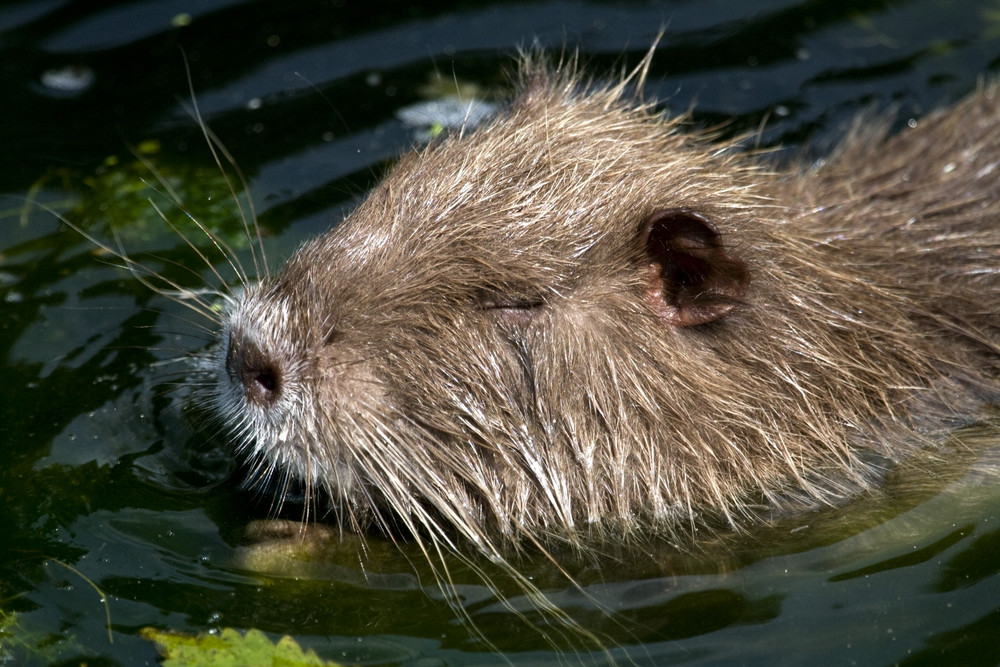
[141, 626, 345, 667]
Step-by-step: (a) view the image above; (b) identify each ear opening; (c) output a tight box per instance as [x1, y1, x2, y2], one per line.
[642, 208, 750, 326]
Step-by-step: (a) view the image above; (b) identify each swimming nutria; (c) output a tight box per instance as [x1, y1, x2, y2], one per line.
[207, 52, 1000, 561]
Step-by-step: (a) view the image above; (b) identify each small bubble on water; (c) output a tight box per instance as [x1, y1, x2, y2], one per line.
[40, 65, 95, 96]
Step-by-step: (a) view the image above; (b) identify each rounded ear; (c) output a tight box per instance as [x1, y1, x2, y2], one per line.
[642, 208, 750, 326]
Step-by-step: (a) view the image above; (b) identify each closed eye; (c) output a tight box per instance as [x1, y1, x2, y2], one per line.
[478, 294, 545, 328]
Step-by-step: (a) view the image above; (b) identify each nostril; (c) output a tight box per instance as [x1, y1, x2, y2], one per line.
[245, 366, 280, 404]
[226, 331, 282, 407]
[252, 370, 277, 393]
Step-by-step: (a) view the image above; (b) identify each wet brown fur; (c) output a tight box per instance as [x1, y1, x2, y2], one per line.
[212, 53, 1000, 561]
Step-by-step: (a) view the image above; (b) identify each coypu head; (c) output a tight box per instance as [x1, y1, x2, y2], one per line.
[211, 54, 994, 554]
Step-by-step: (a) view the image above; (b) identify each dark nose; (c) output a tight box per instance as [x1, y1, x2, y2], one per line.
[225, 331, 281, 407]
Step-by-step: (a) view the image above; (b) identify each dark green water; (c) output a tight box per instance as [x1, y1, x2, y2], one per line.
[2, 1, 1000, 664]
